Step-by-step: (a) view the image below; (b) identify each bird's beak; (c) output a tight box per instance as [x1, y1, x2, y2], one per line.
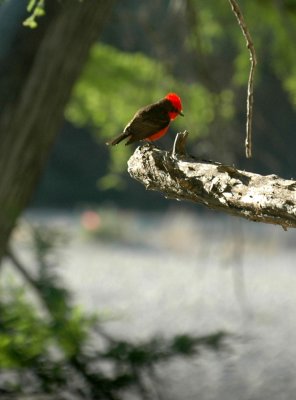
[179, 110, 184, 117]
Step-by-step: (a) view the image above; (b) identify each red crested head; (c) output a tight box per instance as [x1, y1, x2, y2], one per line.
[165, 93, 183, 120]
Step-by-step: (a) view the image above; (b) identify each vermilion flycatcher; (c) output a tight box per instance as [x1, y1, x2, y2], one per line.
[106, 93, 184, 146]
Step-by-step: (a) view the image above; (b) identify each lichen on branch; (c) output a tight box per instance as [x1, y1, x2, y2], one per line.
[127, 133, 296, 230]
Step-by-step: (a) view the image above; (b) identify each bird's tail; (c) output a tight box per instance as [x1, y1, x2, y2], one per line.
[106, 132, 130, 146]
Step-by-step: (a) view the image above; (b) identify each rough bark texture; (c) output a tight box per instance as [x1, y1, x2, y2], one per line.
[128, 134, 296, 230]
[0, 0, 116, 260]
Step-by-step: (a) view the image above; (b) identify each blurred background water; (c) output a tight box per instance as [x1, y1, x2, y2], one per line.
[6, 208, 296, 400]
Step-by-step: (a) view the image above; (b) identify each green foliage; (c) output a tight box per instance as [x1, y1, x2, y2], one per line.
[0, 284, 50, 368]
[66, 44, 219, 140]
[249, 2, 296, 107]
[66, 44, 233, 180]
[23, 0, 45, 28]
[104, 331, 226, 366]
[65, 1, 296, 182]
[192, 0, 296, 102]
[30, 225, 94, 356]
[0, 224, 227, 398]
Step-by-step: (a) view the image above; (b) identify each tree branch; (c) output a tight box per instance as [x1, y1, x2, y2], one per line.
[128, 133, 296, 230]
[228, 0, 257, 158]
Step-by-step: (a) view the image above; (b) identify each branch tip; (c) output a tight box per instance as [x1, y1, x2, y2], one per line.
[172, 131, 189, 157]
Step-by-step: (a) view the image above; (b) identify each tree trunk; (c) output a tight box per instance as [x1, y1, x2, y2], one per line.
[128, 133, 296, 230]
[0, 0, 116, 260]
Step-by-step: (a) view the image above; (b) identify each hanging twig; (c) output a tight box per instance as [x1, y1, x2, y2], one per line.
[228, 0, 257, 158]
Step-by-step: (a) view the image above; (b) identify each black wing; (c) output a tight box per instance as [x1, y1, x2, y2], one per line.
[124, 101, 170, 142]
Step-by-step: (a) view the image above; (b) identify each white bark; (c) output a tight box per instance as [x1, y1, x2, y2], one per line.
[128, 133, 296, 230]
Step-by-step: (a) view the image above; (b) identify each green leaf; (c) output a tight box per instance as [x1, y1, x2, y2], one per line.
[27, 0, 37, 12]
[24, 0, 45, 28]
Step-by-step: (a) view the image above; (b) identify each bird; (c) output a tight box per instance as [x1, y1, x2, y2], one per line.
[106, 93, 184, 146]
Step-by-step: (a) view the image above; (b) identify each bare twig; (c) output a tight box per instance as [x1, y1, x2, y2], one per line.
[6, 247, 41, 292]
[172, 131, 189, 157]
[228, 0, 257, 158]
